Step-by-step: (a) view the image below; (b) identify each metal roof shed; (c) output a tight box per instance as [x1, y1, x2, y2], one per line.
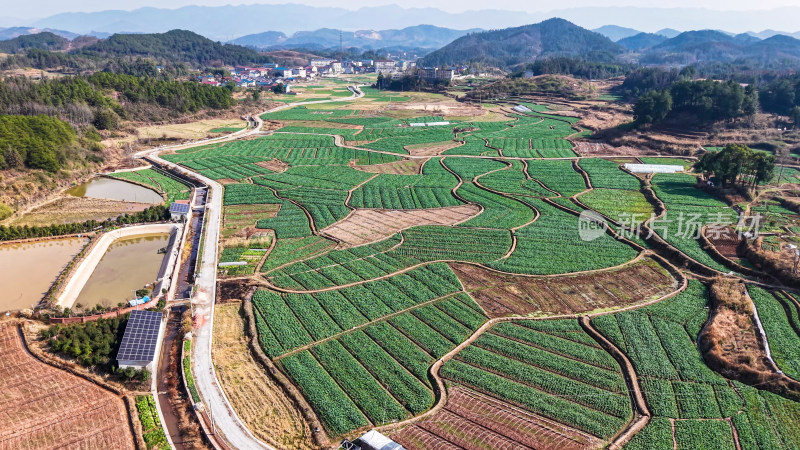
[116, 310, 165, 371]
[169, 202, 191, 221]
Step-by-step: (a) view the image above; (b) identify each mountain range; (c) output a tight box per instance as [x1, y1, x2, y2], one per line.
[26, 4, 800, 42]
[419, 19, 800, 69]
[419, 18, 623, 69]
[230, 25, 479, 51]
[5, 18, 800, 72]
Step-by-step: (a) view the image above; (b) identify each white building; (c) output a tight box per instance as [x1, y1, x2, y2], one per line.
[310, 58, 336, 67]
[374, 60, 396, 73]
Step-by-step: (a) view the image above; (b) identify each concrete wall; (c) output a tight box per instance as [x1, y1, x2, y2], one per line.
[56, 224, 181, 309]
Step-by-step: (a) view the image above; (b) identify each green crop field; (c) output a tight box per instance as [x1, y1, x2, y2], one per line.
[149, 92, 800, 446]
[110, 169, 191, 203]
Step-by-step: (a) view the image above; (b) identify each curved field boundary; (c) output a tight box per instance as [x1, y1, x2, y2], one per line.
[260, 185, 320, 235]
[240, 298, 329, 448]
[472, 162, 541, 232]
[342, 173, 379, 209]
[698, 225, 774, 282]
[521, 159, 562, 197]
[579, 316, 650, 450]
[375, 270, 689, 441]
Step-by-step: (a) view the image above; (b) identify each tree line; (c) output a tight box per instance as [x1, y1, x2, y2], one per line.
[0, 204, 170, 241]
[514, 57, 633, 80]
[633, 79, 757, 125]
[759, 74, 800, 123]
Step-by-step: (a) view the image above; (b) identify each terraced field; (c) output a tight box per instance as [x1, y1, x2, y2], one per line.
[192, 93, 800, 448]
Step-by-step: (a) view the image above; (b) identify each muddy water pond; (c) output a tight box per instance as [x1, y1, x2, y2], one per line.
[1, 237, 88, 312]
[66, 177, 163, 204]
[76, 233, 168, 309]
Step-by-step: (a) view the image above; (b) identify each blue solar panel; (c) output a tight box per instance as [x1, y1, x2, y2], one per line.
[169, 202, 191, 214]
[117, 310, 163, 362]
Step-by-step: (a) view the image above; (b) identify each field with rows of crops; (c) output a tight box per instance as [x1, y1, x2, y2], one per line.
[180, 90, 800, 449]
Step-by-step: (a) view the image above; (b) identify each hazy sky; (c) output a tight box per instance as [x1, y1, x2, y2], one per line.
[7, 0, 800, 20]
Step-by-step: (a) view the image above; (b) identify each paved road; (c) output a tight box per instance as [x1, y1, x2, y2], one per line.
[135, 87, 364, 450]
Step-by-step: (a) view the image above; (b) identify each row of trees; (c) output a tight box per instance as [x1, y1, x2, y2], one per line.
[633, 79, 757, 125]
[0, 204, 170, 241]
[759, 75, 800, 122]
[694, 144, 776, 187]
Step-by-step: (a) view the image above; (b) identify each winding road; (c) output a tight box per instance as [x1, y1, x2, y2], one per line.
[134, 86, 364, 450]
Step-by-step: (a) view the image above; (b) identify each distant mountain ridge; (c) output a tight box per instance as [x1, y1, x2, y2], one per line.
[418, 18, 623, 69]
[617, 33, 668, 50]
[642, 29, 800, 65]
[28, 4, 800, 42]
[76, 29, 271, 67]
[593, 25, 641, 41]
[230, 25, 480, 51]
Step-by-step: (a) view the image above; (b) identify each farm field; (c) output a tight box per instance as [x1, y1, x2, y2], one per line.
[450, 257, 678, 317]
[212, 302, 313, 449]
[392, 386, 603, 450]
[110, 169, 192, 203]
[594, 282, 800, 449]
[135, 395, 168, 449]
[0, 322, 135, 450]
[181, 88, 800, 448]
[320, 204, 481, 247]
[428, 318, 633, 443]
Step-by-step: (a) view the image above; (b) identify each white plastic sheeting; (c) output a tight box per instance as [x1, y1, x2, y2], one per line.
[625, 163, 684, 174]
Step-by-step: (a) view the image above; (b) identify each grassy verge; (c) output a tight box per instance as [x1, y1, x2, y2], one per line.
[183, 340, 201, 403]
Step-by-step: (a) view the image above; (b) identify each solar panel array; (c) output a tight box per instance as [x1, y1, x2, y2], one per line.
[116, 310, 163, 362]
[169, 202, 191, 214]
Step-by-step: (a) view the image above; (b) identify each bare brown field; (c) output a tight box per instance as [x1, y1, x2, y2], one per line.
[392, 386, 600, 450]
[9, 197, 151, 227]
[321, 205, 481, 247]
[0, 322, 135, 450]
[573, 142, 651, 157]
[222, 204, 281, 239]
[404, 141, 462, 156]
[255, 159, 290, 173]
[352, 159, 425, 175]
[212, 303, 313, 450]
[450, 257, 678, 317]
[705, 227, 743, 259]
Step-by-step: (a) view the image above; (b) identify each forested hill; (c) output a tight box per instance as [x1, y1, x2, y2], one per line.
[0, 32, 70, 53]
[418, 18, 623, 69]
[76, 29, 272, 66]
